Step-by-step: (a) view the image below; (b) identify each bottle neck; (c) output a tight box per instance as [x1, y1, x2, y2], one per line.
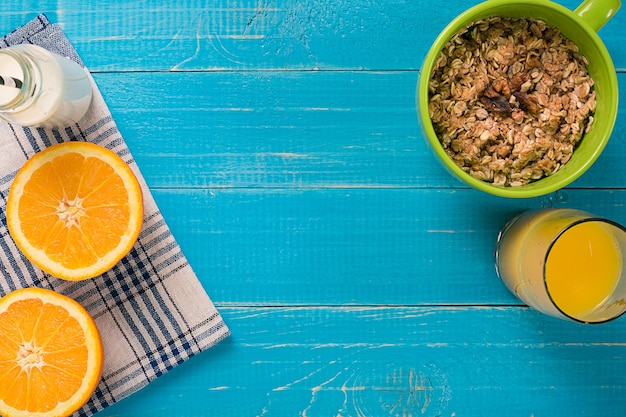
[0, 48, 39, 112]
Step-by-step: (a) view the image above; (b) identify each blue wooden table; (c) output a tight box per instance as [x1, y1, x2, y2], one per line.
[3, 0, 626, 415]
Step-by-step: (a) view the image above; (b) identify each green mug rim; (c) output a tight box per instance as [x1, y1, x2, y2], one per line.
[417, 0, 619, 198]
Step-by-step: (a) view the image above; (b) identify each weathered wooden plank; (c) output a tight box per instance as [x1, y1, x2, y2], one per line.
[92, 70, 626, 190]
[0, 4, 624, 417]
[1, 0, 624, 71]
[96, 306, 626, 417]
[148, 187, 626, 306]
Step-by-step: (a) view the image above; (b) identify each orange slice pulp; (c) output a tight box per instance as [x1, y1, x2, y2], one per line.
[0, 287, 104, 417]
[6, 141, 143, 281]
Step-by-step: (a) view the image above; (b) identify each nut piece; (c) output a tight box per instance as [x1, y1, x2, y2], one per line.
[428, 17, 596, 187]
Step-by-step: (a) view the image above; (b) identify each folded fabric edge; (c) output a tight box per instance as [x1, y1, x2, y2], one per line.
[0, 13, 232, 417]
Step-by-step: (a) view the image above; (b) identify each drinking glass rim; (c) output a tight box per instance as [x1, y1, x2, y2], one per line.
[543, 217, 626, 324]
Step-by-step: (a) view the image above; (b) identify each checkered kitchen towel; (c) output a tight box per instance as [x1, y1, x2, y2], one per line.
[0, 15, 230, 416]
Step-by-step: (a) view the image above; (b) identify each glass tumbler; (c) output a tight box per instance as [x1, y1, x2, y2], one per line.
[495, 208, 626, 324]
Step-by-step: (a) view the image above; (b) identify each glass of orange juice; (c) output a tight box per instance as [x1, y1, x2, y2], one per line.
[495, 208, 626, 324]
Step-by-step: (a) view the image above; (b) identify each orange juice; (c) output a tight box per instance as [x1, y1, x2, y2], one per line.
[495, 208, 626, 323]
[545, 221, 622, 319]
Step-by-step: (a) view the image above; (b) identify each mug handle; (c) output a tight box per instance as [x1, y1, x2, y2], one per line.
[574, 0, 621, 31]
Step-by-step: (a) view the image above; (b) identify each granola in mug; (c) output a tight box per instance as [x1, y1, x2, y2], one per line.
[428, 17, 596, 187]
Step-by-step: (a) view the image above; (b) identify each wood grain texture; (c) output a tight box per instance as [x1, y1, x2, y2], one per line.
[1, 0, 625, 71]
[1, 0, 625, 416]
[101, 306, 626, 417]
[150, 188, 626, 306]
[91, 71, 626, 190]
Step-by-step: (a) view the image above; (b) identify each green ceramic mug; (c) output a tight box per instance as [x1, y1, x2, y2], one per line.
[417, 0, 620, 198]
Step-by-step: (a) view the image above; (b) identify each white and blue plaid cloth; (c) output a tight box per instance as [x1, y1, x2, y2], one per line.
[0, 15, 230, 416]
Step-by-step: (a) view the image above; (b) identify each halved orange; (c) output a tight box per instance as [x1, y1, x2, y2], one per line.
[6, 141, 143, 281]
[0, 287, 104, 417]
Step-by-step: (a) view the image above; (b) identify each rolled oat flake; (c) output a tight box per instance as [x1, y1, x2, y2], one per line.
[429, 17, 596, 187]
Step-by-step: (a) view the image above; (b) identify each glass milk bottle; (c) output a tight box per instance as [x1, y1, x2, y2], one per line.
[0, 44, 92, 128]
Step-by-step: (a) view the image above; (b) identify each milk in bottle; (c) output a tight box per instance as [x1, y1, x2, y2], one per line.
[0, 44, 92, 128]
